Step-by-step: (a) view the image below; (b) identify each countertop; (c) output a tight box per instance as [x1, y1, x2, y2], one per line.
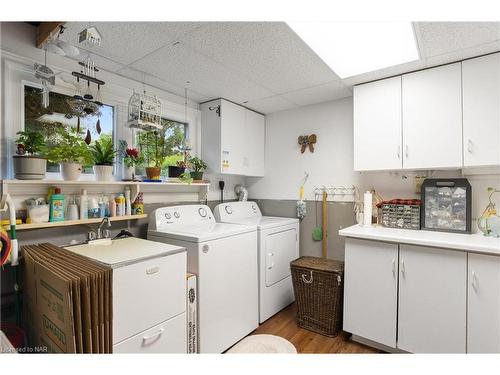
[64, 237, 185, 268]
[339, 224, 500, 256]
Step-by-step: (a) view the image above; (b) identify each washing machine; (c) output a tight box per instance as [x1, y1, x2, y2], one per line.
[147, 204, 258, 353]
[213, 201, 299, 323]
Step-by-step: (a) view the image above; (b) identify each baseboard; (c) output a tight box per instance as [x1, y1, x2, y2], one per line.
[350, 334, 408, 354]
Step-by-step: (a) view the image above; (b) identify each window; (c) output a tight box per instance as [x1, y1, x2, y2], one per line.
[135, 117, 187, 176]
[23, 84, 114, 173]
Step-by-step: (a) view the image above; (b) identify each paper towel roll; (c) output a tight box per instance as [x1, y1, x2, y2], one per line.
[363, 191, 373, 227]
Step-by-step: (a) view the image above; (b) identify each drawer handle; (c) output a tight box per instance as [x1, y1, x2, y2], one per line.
[143, 328, 165, 342]
[471, 271, 478, 290]
[146, 266, 160, 275]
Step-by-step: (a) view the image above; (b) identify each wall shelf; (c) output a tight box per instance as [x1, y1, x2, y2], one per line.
[1, 179, 210, 202]
[13, 214, 148, 231]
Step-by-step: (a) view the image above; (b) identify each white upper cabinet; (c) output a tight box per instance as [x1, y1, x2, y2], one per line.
[467, 253, 500, 353]
[353, 77, 403, 171]
[462, 53, 500, 167]
[402, 63, 463, 169]
[201, 99, 265, 177]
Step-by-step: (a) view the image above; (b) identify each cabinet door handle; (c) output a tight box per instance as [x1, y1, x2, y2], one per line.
[143, 328, 165, 342]
[467, 139, 473, 154]
[400, 259, 405, 277]
[392, 258, 396, 276]
[267, 252, 274, 270]
[397, 146, 401, 159]
[471, 271, 478, 290]
[405, 145, 409, 158]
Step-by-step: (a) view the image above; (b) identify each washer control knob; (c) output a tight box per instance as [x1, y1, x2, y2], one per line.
[174, 211, 180, 219]
[165, 212, 172, 220]
[225, 205, 233, 214]
[198, 207, 207, 217]
[251, 205, 257, 212]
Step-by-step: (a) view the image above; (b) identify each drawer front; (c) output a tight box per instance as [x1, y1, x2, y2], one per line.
[113, 252, 186, 343]
[113, 313, 187, 353]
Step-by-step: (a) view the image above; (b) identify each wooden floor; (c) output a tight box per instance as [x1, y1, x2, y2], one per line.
[250, 303, 381, 354]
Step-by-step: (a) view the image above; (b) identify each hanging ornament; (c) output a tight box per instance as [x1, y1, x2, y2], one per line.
[84, 129, 91, 145]
[73, 77, 83, 100]
[96, 118, 101, 134]
[84, 80, 93, 100]
[77, 116, 81, 132]
[94, 84, 103, 106]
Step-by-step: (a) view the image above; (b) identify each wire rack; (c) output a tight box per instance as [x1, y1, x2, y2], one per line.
[312, 185, 358, 203]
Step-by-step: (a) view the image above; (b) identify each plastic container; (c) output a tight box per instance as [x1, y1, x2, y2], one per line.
[49, 188, 65, 222]
[79, 189, 88, 220]
[27, 204, 50, 223]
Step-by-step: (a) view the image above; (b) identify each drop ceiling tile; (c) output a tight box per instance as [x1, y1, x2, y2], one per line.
[282, 80, 352, 106]
[415, 22, 500, 58]
[188, 23, 339, 94]
[130, 42, 274, 103]
[244, 95, 296, 114]
[63, 22, 204, 66]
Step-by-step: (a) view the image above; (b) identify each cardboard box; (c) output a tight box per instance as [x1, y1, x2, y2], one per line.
[186, 273, 197, 354]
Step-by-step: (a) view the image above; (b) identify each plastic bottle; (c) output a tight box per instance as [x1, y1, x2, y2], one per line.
[119, 194, 125, 216]
[49, 187, 65, 222]
[124, 187, 131, 216]
[109, 195, 117, 217]
[80, 189, 88, 220]
[98, 196, 107, 218]
[132, 192, 144, 215]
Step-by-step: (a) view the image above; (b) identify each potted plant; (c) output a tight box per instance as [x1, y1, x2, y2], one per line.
[168, 160, 187, 178]
[122, 146, 143, 181]
[46, 127, 93, 181]
[90, 134, 117, 181]
[13, 131, 47, 180]
[188, 156, 207, 181]
[138, 130, 166, 180]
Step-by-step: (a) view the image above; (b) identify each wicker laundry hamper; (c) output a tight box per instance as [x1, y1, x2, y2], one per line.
[290, 256, 344, 337]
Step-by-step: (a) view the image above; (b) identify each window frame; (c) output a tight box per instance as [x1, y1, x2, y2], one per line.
[21, 81, 117, 179]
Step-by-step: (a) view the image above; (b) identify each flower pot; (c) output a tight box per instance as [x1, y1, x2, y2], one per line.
[190, 171, 204, 181]
[146, 167, 161, 180]
[168, 166, 185, 178]
[122, 165, 136, 181]
[60, 162, 82, 181]
[94, 165, 114, 181]
[13, 155, 47, 180]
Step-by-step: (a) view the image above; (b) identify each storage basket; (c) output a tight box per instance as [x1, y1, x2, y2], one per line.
[379, 201, 421, 230]
[290, 256, 344, 337]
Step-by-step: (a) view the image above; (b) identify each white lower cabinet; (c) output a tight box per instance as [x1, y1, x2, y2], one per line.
[467, 253, 500, 353]
[343, 238, 398, 347]
[397, 245, 467, 353]
[113, 313, 187, 354]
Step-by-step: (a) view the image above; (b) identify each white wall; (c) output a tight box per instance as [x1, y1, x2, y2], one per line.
[0, 22, 244, 203]
[247, 97, 500, 225]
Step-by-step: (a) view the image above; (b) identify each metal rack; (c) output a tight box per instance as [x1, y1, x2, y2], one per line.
[312, 185, 358, 202]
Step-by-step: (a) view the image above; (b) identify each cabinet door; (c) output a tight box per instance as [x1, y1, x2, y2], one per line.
[220, 100, 247, 175]
[468, 253, 500, 353]
[398, 245, 466, 353]
[353, 76, 403, 171]
[244, 109, 265, 176]
[462, 53, 500, 167]
[343, 238, 399, 347]
[402, 63, 463, 169]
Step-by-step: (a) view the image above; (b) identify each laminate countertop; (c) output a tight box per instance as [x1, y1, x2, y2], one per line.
[339, 224, 500, 256]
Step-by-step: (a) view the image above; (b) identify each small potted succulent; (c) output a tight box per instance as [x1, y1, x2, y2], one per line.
[13, 130, 47, 180]
[90, 135, 117, 181]
[46, 127, 93, 181]
[122, 146, 143, 181]
[188, 156, 207, 181]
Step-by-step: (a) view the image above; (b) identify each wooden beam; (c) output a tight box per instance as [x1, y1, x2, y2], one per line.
[36, 22, 64, 49]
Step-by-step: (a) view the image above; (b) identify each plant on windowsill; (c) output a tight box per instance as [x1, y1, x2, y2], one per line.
[188, 156, 207, 181]
[90, 134, 117, 181]
[46, 127, 93, 181]
[13, 131, 48, 180]
[122, 146, 144, 181]
[139, 130, 167, 180]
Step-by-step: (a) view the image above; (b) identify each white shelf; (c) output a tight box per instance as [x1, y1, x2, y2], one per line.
[13, 214, 148, 231]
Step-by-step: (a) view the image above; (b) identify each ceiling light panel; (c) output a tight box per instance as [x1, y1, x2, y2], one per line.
[288, 22, 419, 78]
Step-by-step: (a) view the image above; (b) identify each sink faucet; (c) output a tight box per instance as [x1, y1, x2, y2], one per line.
[88, 217, 112, 242]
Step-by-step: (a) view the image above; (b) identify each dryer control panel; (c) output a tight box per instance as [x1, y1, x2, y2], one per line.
[213, 201, 262, 222]
[149, 205, 215, 231]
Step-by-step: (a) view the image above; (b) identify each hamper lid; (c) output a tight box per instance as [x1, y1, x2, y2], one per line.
[291, 256, 344, 274]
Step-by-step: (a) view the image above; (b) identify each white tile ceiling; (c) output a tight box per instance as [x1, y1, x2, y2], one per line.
[61, 21, 500, 114]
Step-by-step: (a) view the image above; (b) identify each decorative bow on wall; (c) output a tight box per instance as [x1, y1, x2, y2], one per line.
[298, 134, 317, 153]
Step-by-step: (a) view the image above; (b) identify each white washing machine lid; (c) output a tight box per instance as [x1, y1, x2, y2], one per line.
[148, 222, 255, 243]
[64, 237, 185, 268]
[218, 216, 299, 230]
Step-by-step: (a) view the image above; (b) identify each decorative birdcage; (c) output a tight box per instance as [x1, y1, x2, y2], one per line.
[127, 90, 162, 130]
